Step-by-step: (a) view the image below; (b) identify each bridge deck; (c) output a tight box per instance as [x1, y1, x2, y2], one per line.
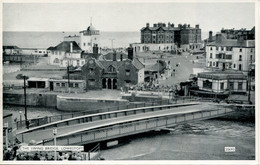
[17, 103, 220, 144]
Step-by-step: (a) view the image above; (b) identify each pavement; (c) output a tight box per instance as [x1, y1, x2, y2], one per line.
[17, 103, 217, 144]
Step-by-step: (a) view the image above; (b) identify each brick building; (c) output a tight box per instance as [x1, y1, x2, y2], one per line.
[81, 55, 144, 91]
[131, 22, 202, 55]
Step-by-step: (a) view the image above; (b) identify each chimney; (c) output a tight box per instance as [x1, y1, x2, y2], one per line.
[70, 42, 73, 53]
[146, 23, 150, 27]
[168, 22, 171, 27]
[188, 24, 190, 28]
[93, 44, 99, 54]
[237, 35, 245, 44]
[178, 24, 182, 28]
[183, 24, 187, 29]
[113, 51, 117, 61]
[195, 24, 199, 28]
[127, 46, 134, 61]
[154, 24, 157, 27]
[216, 33, 222, 43]
[163, 23, 166, 27]
[209, 31, 213, 42]
[171, 23, 174, 27]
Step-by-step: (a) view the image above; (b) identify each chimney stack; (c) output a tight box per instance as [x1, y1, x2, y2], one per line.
[209, 31, 213, 42]
[93, 44, 99, 55]
[195, 24, 199, 28]
[171, 23, 174, 27]
[146, 23, 150, 27]
[113, 51, 117, 61]
[127, 46, 134, 61]
[188, 24, 190, 28]
[216, 33, 222, 43]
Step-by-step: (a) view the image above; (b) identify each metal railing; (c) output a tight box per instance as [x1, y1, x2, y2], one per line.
[40, 105, 235, 146]
[15, 97, 198, 130]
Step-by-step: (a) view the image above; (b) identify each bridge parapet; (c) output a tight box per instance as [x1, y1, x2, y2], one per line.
[40, 105, 234, 146]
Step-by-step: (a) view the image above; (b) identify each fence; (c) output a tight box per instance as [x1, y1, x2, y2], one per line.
[15, 97, 197, 130]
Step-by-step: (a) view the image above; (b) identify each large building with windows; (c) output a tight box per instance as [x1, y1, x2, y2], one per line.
[131, 22, 202, 55]
[205, 33, 255, 72]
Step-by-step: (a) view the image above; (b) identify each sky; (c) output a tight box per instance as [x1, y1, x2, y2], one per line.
[2, 2, 256, 33]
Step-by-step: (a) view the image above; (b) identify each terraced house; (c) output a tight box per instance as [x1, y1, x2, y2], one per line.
[206, 33, 255, 72]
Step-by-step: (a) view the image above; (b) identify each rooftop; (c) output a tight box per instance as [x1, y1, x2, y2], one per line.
[52, 41, 82, 52]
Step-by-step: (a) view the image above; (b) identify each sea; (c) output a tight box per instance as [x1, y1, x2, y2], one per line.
[3, 31, 209, 49]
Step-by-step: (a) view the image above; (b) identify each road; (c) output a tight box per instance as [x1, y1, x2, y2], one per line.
[17, 103, 218, 144]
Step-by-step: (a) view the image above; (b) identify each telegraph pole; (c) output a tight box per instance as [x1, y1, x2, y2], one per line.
[110, 39, 115, 50]
[23, 75, 29, 129]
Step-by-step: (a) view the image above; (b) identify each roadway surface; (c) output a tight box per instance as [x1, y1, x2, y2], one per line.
[17, 103, 218, 144]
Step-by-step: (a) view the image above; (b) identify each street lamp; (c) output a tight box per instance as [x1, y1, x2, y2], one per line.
[4, 123, 9, 149]
[23, 75, 29, 129]
[53, 128, 57, 161]
[19, 111, 22, 125]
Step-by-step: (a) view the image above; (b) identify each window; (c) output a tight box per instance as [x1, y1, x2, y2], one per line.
[238, 82, 243, 90]
[56, 83, 60, 87]
[83, 43, 86, 46]
[210, 47, 212, 50]
[75, 83, 79, 88]
[209, 61, 212, 66]
[250, 49, 253, 52]
[216, 47, 218, 50]
[89, 68, 94, 74]
[81, 61, 85, 65]
[108, 66, 116, 73]
[239, 48, 242, 52]
[61, 83, 65, 87]
[220, 82, 224, 90]
[59, 51, 61, 55]
[213, 62, 215, 66]
[250, 55, 253, 61]
[229, 82, 234, 90]
[239, 64, 242, 71]
[216, 62, 219, 67]
[203, 80, 212, 89]
[239, 55, 242, 61]
[210, 53, 212, 58]
[88, 79, 95, 86]
[69, 83, 73, 87]
[233, 64, 236, 68]
[126, 69, 130, 76]
[221, 47, 224, 51]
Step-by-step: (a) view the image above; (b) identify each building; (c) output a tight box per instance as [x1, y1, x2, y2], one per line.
[205, 33, 255, 72]
[197, 71, 247, 95]
[220, 27, 255, 40]
[131, 22, 202, 55]
[79, 24, 100, 53]
[3, 112, 14, 146]
[3, 46, 21, 55]
[81, 55, 145, 91]
[49, 79, 85, 93]
[49, 41, 85, 67]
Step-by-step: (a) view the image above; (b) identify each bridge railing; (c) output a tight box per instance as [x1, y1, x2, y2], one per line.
[17, 102, 200, 142]
[16, 97, 198, 130]
[40, 105, 235, 146]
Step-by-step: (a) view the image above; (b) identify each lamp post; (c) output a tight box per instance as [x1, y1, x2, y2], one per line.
[23, 75, 29, 129]
[19, 111, 22, 125]
[53, 128, 57, 161]
[4, 123, 8, 149]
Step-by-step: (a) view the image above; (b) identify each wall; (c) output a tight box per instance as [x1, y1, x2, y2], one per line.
[57, 95, 129, 111]
[3, 92, 57, 107]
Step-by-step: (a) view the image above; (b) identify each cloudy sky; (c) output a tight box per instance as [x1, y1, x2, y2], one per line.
[3, 2, 256, 32]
